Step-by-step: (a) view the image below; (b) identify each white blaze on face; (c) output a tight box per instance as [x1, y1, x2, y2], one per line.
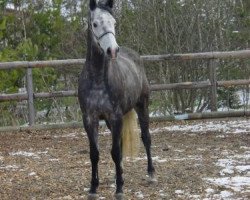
[91, 8, 119, 57]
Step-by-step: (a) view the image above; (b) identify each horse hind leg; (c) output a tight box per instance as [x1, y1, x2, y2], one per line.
[83, 116, 100, 198]
[135, 97, 156, 183]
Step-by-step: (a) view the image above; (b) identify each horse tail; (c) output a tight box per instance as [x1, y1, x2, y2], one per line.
[121, 109, 140, 158]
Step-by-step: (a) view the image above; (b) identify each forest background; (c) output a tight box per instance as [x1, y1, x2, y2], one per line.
[0, 0, 249, 126]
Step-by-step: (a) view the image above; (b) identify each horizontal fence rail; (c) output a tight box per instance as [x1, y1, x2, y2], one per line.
[0, 50, 250, 70]
[0, 49, 250, 130]
[1, 79, 250, 102]
[141, 50, 250, 61]
[2, 109, 250, 133]
[0, 59, 86, 70]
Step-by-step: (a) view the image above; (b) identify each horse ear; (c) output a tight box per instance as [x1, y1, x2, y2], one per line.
[105, 0, 114, 9]
[90, 0, 96, 11]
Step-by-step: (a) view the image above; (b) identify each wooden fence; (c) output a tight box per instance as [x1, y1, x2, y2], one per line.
[0, 50, 250, 129]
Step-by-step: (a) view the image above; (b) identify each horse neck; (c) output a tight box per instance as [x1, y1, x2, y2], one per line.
[86, 28, 107, 82]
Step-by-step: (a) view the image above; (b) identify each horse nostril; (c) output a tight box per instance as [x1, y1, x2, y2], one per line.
[107, 47, 111, 55]
[107, 47, 119, 59]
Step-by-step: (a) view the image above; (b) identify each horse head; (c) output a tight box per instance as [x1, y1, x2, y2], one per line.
[89, 0, 119, 59]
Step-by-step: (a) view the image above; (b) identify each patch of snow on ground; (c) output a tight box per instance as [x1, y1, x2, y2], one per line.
[217, 159, 235, 175]
[135, 191, 144, 199]
[130, 155, 202, 163]
[173, 188, 235, 200]
[152, 156, 168, 163]
[240, 146, 250, 150]
[28, 172, 37, 176]
[206, 176, 250, 192]
[49, 158, 60, 162]
[159, 190, 167, 197]
[205, 149, 250, 196]
[204, 190, 234, 199]
[220, 190, 234, 198]
[10, 150, 48, 159]
[150, 119, 250, 134]
[174, 149, 185, 152]
[205, 188, 215, 194]
[235, 165, 250, 173]
[54, 132, 78, 138]
[173, 155, 202, 162]
[0, 165, 19, 171]
[175, 190, 184, 194]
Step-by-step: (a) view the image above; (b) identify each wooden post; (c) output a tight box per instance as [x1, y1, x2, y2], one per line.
[209, 60, 218, 111]
[26, 67, 35, 126]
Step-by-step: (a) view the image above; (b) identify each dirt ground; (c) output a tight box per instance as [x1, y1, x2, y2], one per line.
[0, 119, 249, 200]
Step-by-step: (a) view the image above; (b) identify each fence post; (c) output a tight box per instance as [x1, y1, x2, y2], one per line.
[26, 67, 35, 126]
[209, 59, 218, 111]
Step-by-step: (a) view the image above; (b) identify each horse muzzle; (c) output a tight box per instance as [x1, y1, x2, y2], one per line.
[107, 46, 119, 60]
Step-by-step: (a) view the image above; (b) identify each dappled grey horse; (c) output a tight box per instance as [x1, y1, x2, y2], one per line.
[78, 0, 155, 199]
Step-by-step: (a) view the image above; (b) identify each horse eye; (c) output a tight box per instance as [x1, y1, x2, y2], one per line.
[93, 23, 98, 28]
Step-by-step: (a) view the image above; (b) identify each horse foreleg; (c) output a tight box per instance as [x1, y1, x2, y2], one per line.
[83, 116, 100, 195]
[110, 117, 124, 195]
[136, 99, 156, 182]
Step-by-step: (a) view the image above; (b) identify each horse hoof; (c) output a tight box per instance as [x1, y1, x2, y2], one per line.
[148, 175, 158, 184]
[88, 193, 98, 200]
[114, 193, 124, 200]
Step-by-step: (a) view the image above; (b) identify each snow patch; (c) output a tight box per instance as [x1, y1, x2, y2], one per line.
[159, 190, 167, 197]
[150, 119, 250, 134]
[175, 190, 184, 194]
[49, 158, 60, 162]
[54, 132, 79, 138]
[152, 156, 168, 163]
[205, 150, 250, 195]
[206, 176, 250, 192]
[173, 155, 202, 162]
[205, 188, 215, 194]
[131, 155, 202, 163]
[235, 165, 250, 173]
[220, 168, 234, 175]
[240, 146, 250, 150]
[10, 150, 48, 159]
[28, 172, 37, 176]
[0, 165, 19, 171]
[135, 191, 144, 199]
[174, 149, 185, 153]
[220, 190, 234, 198]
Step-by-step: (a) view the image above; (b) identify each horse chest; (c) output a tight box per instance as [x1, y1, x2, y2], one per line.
[85, 87, 113, 113]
